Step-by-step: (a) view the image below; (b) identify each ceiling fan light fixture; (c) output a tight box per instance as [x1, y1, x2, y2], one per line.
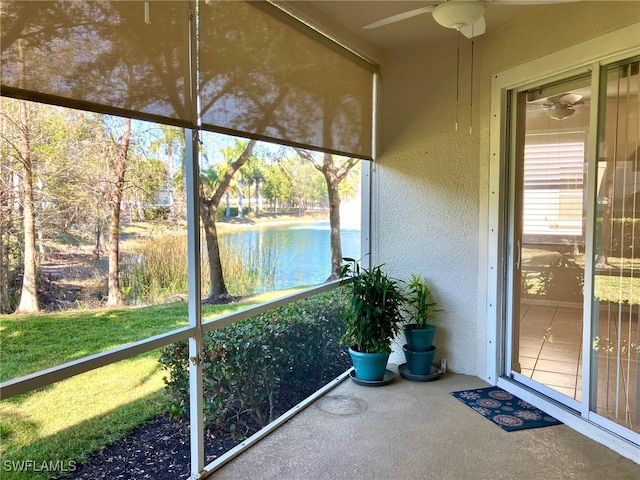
[548, 103, 575, 120]
[432, 1, 486, 30]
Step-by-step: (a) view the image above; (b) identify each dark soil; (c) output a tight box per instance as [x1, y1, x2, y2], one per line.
[61, 415, 240, 480]
[36, 250, 109, 311]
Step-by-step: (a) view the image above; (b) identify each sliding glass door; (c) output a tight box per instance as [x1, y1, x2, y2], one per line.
[507, 57, 639, 440]
[509, 73, 590, 409]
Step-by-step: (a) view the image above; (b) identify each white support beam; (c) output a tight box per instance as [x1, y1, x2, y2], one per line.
[186, 1, 205, 475]
[186, 125, 204, 478]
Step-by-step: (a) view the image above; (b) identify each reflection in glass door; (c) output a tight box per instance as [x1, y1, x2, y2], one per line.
[510, 74, 591, 407]
[592, 59, 639, 434]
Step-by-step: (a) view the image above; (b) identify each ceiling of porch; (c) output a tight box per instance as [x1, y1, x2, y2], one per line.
[282, 1, 561, 54]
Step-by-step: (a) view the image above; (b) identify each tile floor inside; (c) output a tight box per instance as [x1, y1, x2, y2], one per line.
[518, 301, 639, 433]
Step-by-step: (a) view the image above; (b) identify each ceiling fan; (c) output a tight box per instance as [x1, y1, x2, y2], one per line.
[363, 0, 578, 39]
[529, 93, 585, 120]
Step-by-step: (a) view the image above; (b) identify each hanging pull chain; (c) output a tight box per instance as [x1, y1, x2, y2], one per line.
[456, 31, 460, 132]
[469, 40, 474, 134]
[144, 1, 151, 24]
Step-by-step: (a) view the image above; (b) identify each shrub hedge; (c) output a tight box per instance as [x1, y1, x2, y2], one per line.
[159, 288, 350, 438]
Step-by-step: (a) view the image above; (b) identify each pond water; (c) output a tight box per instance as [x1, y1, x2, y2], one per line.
[220, 221, 361, 292]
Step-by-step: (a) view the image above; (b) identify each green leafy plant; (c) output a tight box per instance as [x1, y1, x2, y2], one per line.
[404, 274, 440, 328]
[340, 258, 405, 354]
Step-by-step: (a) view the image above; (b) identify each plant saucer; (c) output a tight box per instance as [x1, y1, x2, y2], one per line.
[398, 363, 444, 382]
[349, 368, 395, 386]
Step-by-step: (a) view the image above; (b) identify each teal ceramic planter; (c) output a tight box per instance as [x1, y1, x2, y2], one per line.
[404, 324, 436, 352]
[403, 344, 436, 375]
[348, 348, 390, 381]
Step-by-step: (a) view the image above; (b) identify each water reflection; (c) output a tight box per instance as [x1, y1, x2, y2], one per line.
[220, 221, 360, 292]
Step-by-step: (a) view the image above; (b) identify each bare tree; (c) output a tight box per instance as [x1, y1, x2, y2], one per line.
[104, 118, 132, 306]
[13, 100, 39, 313]
[0, 111, 11, 313]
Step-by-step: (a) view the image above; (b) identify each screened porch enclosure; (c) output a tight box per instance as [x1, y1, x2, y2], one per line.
[2, 1, 640, 478]
[0, 1, 376, 478]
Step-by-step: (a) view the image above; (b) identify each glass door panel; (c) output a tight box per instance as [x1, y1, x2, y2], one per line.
[592, 59, 640, 433]
[511, 74, 591, 404]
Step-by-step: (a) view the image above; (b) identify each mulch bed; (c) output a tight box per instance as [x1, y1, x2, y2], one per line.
[62, 415, 240, 480]
[60, 367, 350, 479]
[57, 365, 350, 479]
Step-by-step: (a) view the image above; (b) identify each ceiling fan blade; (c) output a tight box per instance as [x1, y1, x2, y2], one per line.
[460, 16, 486, 39]
[545, 94, 565, 104]
[363, 6, 436, 30]
[486, 0, 580, 4]
[560, 93, 583, 105]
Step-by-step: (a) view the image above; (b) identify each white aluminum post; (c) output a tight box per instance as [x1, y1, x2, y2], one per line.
[361, 161, 371, 269]
[363, 72, 377, 269]
[581, 62, 601, 422]
[186, 127, 204, 479]
[187, 1, 204, 477]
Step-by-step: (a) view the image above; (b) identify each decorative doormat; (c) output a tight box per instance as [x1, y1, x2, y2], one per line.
[450, 386, 562, 432]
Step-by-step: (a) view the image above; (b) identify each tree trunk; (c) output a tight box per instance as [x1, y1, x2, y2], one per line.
[170, 130, 188, 222]
[94, 223, 102, 259]
[15, 100, 39, 314]
[106, 118, 131, 306]
[201, 198, 227, 298]
[0, 205, 10, 313]
[199, 140, 256, 301]
[255, 179, 260, 214]
[326, 173, 343, 280]
[0, 115, 11, 313]
[297, 150, 358, 281]
[596, 161, 614, 266]
[237, 179, 244, 218]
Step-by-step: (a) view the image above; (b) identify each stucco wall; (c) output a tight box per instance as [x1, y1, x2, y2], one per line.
[374, 2, 640, 375]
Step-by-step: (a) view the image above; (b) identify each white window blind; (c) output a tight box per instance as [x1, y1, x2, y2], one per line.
[523, 133, 586, 238]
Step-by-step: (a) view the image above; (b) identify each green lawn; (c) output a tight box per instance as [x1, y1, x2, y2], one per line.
[0, 291, 293, 480]
[0, 303, 189, 381]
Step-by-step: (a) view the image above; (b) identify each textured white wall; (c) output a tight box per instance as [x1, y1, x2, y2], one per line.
[374, 2, 640, 376]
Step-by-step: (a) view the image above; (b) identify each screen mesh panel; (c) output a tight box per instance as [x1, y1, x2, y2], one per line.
[1, 1, 374, 158]
[1, 1, 193, 125]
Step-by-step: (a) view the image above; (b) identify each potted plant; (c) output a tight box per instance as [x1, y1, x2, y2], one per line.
[402, 274, 440, 376]
[340, 258, 405, 382]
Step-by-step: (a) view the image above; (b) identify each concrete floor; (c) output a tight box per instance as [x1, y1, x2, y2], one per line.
[210, 366, 639, 480]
